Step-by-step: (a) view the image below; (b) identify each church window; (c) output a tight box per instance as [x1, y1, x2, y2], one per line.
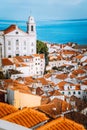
[31, 25, 34, 31]
[31, 42, 34, 46]
[16, 47, 19, 50]
[24, 41, 26, 46]
[8, 47, 11, 50]
[32, 49, 33, 53]
[8, 41, 11, 45]
[16, 39, 19, 45]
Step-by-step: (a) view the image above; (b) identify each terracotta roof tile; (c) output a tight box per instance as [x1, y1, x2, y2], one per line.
[63, 50, 76, 55]
[9, 81, 31, 94]
[56, 73, 68, 80]
[75, 54, 83, 59]
[44, 73, 52, 78]
[37, 78, 49, 85]
[72, 69, 86, 75]
[70, 96, 87, 111]
[38, 98, 71, 118]
[2, 58, 13, 66]
[0, 102, 18, 118]
[15, 56, 24, 62]
[4, 25, 17, 34]
[2, 108, 49, 128]
[65, 111, 87, 129]
[56, 81, 67, 90]
[36, 117, 85, 130]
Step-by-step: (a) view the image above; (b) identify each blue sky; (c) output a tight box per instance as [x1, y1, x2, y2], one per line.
[0, 0, 87, 21]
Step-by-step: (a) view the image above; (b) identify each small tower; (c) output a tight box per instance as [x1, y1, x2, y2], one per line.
[27, 16, 36, 36]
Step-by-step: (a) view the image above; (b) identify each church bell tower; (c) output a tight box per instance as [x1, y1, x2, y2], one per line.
[27, 16, 36, 36]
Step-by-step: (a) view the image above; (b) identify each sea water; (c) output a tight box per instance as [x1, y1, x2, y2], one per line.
[0, 19, 87, 45]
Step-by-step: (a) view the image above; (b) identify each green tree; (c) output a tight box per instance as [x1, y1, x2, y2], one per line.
[37, 40, 49, 65]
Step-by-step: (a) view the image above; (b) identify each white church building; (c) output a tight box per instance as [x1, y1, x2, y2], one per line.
[0, 16, 36, 58]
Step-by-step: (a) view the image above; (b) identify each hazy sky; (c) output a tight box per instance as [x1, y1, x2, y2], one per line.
[0, 0, 87, 21]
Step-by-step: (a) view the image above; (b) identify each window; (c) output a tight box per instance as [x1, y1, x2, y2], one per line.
[8, 47, 11, 50]
[16, 39, 19, 45]
[32, 49, 33, 53]
[8, 41, 11, 46]
[16, 54, 19, 56]
[8, 55, 11, 58]
[16, 31, 18, 34]
[73, 91, 75, 94]
[62, 92, 64, 94]
[78, 91, 81, 95]
[31, 25, 34, 31]
[24, 41, 26, 46]
[31, 42, 34, 46]
[16, 47, 19, 50]
[68, 91, 71, 95]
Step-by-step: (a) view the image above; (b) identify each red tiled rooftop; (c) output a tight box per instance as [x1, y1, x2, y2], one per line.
[4, 25, 17, 34]
[72, 69, 86, 75]
[0, 102, 18, 118]
[56, 73, 68, 80]
[38, 98, 71, 118]
[2, 108, 49, 128]
[2, 58, 13, 66]
[36, 117, 85, 130]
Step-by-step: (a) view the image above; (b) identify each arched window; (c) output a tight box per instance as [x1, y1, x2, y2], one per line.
[31, 25, 34, 31]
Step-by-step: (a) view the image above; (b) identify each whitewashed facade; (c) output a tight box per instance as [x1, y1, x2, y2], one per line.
[0, 16, 36, 58]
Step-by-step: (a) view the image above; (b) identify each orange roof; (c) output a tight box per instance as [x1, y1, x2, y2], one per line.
[72, 69, 86, 75]
[82, 80, 87, 85]
[52, 90, 63, 96]
[4, 25, 17, 34]
[39, 54, 44, 59]
[44, 73, 52, 78]
[37, 78, 49, 85]
[36, 117, 85, 130]
[2, 108, 49, 128]
[0, 102, 18, 118]
[15, 56, 24, 62]
[38, 98, 71, 118]
[9, 80, 31, 94]
[32, 54, 40, 57]
[24, 76, 35, 85]
[56, 73, 68, 79]
[75, 54, 83, 59]
[62, 50, 76, 55]
[2, 58, 13, 66]
[70, 74, 76, 78]
[57, 81, 67, 90]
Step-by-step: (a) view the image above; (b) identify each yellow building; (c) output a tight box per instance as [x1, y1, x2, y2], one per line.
[7, 81, 41, 109]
